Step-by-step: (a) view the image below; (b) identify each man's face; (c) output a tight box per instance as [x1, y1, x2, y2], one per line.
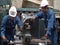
[9, 11, 16, 20]
[41, 6, 48, 12]
[10, 16, 14, 20]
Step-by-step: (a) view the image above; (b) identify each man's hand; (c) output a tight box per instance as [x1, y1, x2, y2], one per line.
[44, 34, 48, 38]
[2, 36, 9, 43]
[32, 16, 36, 20]
[20, 26, 23, 32]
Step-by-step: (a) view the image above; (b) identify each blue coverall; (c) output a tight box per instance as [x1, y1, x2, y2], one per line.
[0, 15, 23, 45]
[35, 8, 58, 45]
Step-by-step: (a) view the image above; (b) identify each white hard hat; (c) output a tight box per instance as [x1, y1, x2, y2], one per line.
[9, 6, 17, 17]
[40, 0, 49, 7]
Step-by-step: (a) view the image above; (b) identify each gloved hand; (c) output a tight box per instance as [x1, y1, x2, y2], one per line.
[9, 40, 14, 44]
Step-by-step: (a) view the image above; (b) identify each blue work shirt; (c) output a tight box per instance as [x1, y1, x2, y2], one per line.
[35, 8, 56, 35]
[0, 15, 23, 40]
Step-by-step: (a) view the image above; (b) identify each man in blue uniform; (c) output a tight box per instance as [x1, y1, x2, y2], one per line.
[33, 0, 58, 45]
[0, 6, 23, 45]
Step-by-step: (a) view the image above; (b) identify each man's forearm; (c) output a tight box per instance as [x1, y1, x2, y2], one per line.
[1, 35, 6, 40]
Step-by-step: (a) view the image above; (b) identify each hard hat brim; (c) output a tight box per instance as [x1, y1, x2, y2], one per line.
[9, 14, 16, 17]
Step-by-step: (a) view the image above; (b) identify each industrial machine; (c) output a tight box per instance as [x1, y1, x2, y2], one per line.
[20, 13, 34, 45]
